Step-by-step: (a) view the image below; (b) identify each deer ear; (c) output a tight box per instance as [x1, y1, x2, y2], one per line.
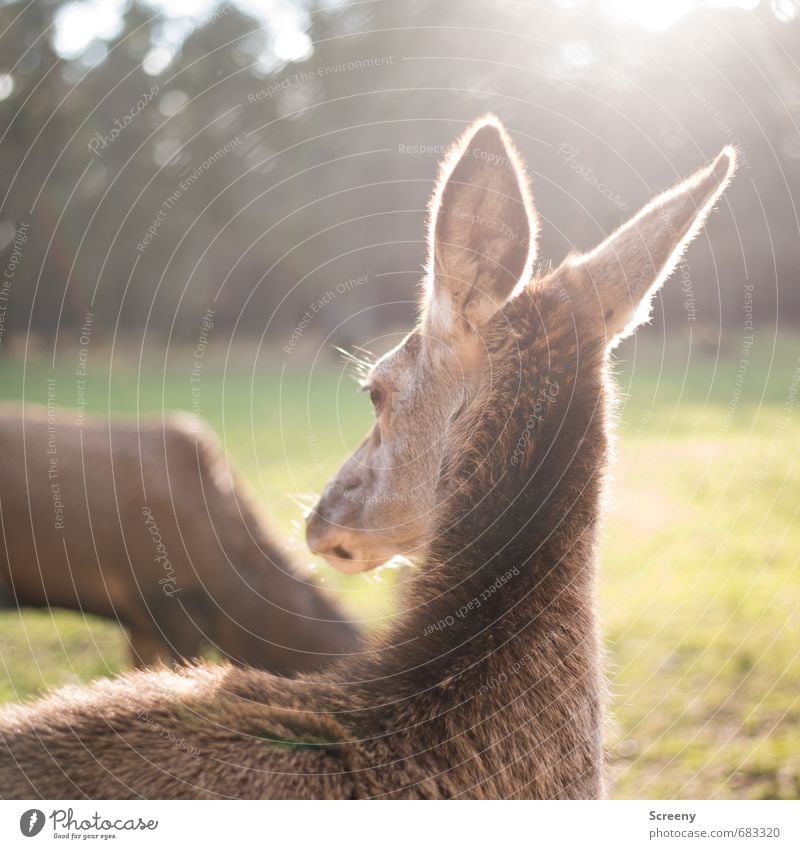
[424, 116, 537, 336]
[566, 146, 736, 347]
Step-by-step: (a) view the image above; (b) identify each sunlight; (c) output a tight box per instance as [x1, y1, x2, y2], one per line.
[51, 0, 312, 69]
[0, 73, 14, 102]
[49, 0, 770, 67]
[605, 0, 701, 30]
[53, 0, 125, 59]
[273, 29, 314, 63]
[596, 0, 761, 30]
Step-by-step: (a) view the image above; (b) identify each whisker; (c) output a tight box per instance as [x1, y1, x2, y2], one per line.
[334, 345, 376, 383]
[287, 492, 318, 517]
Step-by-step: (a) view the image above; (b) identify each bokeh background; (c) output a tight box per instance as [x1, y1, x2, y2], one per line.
[0, 0, 798, 799]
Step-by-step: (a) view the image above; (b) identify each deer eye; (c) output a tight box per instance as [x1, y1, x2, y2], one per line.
[369, 387, 384, 414]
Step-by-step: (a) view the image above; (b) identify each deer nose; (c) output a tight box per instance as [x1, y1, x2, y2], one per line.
[306, 509, 354, 563]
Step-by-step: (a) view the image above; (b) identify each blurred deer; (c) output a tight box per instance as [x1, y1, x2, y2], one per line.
[0, 117, 734, 798]
[0, 406, 358, 674]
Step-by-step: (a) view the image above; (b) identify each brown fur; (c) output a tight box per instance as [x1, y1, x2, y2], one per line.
[0, 406, 358, 674]
[0, 117, 734, 799]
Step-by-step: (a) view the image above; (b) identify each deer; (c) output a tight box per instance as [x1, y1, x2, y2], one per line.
[0, 405, 358, 675]
[0, 116, 734, 799]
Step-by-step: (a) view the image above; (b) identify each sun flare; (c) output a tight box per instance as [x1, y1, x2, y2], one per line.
[596, 0, 760, 31]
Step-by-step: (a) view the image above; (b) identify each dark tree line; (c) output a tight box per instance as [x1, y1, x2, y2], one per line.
[0, 0, 798, 359]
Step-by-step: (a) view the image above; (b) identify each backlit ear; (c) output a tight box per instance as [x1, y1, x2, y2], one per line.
[423, 116, 537, 337]
[566, 146, 736, 347]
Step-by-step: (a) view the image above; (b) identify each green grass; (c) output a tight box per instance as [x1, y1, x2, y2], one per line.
[1, 329, 799, 799]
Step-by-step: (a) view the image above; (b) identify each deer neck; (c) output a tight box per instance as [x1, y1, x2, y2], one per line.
[329, 317, 608, 797]
[348, 301, 609, 706]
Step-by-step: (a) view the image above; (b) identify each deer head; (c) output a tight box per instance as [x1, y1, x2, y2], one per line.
[306, 116, 735, 573]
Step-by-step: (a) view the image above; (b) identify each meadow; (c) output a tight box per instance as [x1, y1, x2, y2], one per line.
[0, 329, 798, 799]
